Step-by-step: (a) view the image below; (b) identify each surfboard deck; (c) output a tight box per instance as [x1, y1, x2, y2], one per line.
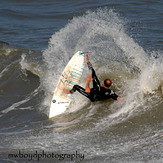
[49, 51, 85, 118]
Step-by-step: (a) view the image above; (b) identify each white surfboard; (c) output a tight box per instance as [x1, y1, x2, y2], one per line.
[49, 51, 85, 118]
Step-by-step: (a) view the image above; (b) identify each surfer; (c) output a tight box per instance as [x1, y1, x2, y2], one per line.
[64, 54, 122, 102]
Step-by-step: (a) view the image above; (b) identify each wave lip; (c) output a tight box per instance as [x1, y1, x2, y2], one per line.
[43, 8, 163, 116]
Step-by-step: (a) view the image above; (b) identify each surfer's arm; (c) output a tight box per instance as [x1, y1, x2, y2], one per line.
[85, 74, 93, 93]
[110, 91, 123, 101]
[85, 54, 89, 63]
[85, 53, 93, 70]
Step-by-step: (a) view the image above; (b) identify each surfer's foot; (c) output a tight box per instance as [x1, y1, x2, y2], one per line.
[63, 88, 73, 94]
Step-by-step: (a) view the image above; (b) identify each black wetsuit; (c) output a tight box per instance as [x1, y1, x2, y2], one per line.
[70, 61, 118, 102]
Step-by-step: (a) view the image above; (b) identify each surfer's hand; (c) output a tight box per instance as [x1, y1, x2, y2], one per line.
[85, 54, 89, 63]
[117, 97, 124, 102]
[85, 74, 93, 93]
[87, 74, 93, 83]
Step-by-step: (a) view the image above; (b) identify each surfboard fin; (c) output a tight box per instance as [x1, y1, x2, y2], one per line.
[80, 51, 90, 54]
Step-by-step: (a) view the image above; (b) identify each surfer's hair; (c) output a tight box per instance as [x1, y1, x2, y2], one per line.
[104, 79, 112, 87]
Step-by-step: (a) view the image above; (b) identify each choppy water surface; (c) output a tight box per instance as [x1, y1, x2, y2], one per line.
[0, 0, 163, 162]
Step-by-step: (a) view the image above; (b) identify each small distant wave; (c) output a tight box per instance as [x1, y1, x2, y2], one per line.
[0, 44, 43, 116]
[0, 41, 9, 46]
[1, 9, 31, 19]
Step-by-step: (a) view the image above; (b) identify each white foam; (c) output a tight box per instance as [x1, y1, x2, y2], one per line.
[139, 54, 163, 94]
[42, 9, 163, 124]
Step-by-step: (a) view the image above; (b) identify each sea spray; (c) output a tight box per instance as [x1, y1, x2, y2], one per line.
[42, 9, 163, 127]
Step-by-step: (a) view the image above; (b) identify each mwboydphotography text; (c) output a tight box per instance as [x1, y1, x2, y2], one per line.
[8, 150, 85, 162]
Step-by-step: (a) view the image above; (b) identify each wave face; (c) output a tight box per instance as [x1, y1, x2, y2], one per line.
[42, 9, 163, 162]
[0, 9, 163, 163]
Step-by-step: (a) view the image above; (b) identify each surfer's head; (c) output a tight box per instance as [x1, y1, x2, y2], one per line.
[103, 79, 112, 88]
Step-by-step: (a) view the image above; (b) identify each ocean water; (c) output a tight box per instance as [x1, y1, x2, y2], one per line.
[0, 0, 163, 163]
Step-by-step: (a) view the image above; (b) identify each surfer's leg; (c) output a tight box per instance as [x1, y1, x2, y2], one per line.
[91, 68, 101, 91]
[70, 85, 91, 99]
[85, 54, 101, 91]
[87, 64, 101, 91]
